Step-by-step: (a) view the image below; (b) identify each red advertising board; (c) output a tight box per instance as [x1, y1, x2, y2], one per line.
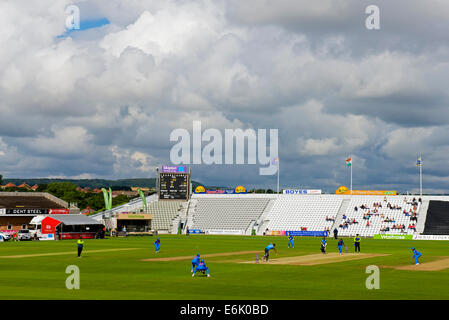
[49, 209, 69, 214]
[41, 217, 61, 234]
[61, 233, 96, 239]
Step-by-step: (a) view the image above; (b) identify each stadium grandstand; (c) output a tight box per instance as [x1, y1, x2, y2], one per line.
[91, 189, 449, 238]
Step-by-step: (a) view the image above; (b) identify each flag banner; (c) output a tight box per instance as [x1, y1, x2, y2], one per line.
[416, 157, 422, 167]
[345, 157, 352, 167]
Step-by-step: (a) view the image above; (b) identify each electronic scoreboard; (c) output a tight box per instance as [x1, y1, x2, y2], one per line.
[158, 166, 190, 200]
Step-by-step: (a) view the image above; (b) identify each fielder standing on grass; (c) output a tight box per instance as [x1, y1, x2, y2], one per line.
[354, 234, 361, 253]
[77, 237, 84, 258]
[154, 237, 160, 253]
[320, 237, 327, 254]
[337, 238, 345, 255]
[288, 234, 294, 248]
[411, 247, 421, 265]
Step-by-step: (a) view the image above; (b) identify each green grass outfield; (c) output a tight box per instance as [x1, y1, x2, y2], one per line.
[0, 235, 449, 300]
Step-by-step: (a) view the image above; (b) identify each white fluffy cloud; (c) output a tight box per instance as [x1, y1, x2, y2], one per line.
[0, 0, 448, 192]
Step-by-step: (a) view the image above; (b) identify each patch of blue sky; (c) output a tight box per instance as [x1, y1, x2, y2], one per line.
[57, 18, 110, 38]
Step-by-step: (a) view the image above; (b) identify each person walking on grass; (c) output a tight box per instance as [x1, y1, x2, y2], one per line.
[77, 237, 84, 258]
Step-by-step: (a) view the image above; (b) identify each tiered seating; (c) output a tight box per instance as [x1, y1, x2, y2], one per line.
[0, 194, 66, 209]
[147, 200, 184, 231]
[191, 198, 270, 232]
[337, 196, 420, 237]
[265, 196, 342, 231]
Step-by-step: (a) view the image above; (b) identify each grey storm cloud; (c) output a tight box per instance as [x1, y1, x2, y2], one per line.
[0, 0, 448, 193]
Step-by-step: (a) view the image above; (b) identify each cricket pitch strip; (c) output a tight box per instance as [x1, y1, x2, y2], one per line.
[240, 253, 389, 266]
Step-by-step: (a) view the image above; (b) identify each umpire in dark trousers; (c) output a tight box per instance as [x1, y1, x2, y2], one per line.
[77, 238, 85, 258]
[354, 234, 361, 253]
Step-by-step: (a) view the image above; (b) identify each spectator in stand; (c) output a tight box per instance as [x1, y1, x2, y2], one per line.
[366, 221, 370, 227]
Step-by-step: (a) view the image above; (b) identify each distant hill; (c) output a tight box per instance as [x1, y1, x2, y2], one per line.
[5, 178, 157, 189]
[4, 178, 226, 190]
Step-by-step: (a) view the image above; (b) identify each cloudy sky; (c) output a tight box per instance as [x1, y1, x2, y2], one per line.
[1, 0, 448, 193]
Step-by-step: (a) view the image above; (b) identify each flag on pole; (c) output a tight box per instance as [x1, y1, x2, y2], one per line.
[416, 157, 422, 167]
[345, 157, 352, 167]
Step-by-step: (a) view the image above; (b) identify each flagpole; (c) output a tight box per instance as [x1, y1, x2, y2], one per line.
[277, 159, 280, 194]
[420, 156, 423, 196]
[350, 155, 353, 194]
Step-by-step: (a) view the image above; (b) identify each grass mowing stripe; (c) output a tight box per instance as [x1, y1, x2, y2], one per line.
[0, 248, 141, 258]
[1, 235, 449, 299]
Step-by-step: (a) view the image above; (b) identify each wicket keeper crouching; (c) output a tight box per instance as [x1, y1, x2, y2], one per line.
[192, 259, 210, 277]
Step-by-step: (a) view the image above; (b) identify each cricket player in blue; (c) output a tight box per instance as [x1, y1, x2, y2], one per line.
[192, 259, 210, 277]
[191, 254, 200, 272]
[337, 239, 344, 255]
[263, 243, 277, 262]
[411, 247, 421, 265]
[288, 234, 294, 248]
[154, 238, 160, 253]
[320, 238, 327, 254]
